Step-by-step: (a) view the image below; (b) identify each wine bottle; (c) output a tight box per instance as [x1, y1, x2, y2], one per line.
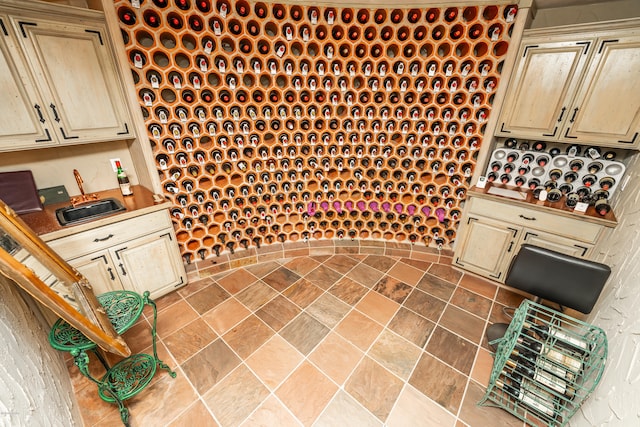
[516, 335, 583, 375]
[524, 321, 590, 356]
[505, 358, 575, 398]
[115, 161, 133, 196]
[495, 377, 558, 420]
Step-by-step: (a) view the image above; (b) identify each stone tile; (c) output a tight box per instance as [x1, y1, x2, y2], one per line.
[328, 276, 368, 305]
[387, 307, 435, 348]
[459, 273, 498, 300]
[223, 315, 274, 359]
[345, 356, 404, 422]
[167, 400, 219, 427]
[181, 338, 240, 394]
[120, 317, 153, 354]
[185, 282, 230, 315]
[459, 380, 523, 427]
[471, 347, 494, 388]
[386, 384, 456, 427]
[426, 327, 477, 375]
[235, 280, 278, 311]
[314, 390, 382, 427]
[177, 277, 214, 298]
[428, 263, 464, 284]
[495, 287, 529, 307]
[276, 361, 338, 426]
[240, 395, 302, 427]
[246, 335, 304, 391]
[304, 264, 344, 290]
[155, 300, 200, 339]
[335, 310, 384, 352]
[373, 275, 413, 304]
[262, 266, 302, 292]
[309, 332, 363, 385]
[164, 318, 217, 364]
[306, 293, 351, 328]
[243, 261, 282, 278]
[450, 287, 493, 320]
[346, 262, 386, 288]
[335, 245, 358, 254]
[362, 255, 397, 272]
[369, 329, 422, 380]
[255, 295, 301, 331]
[280, 312, 330, 355]
[216, 268, 259, 295]
[403, 289, 447, 322]
[387, 261, 426, 286]
[203, 365, 270, 427]
[282, 278, 324, 308]
[439, 305, 486, 345]
[145, 289, 184, 315]
[283, 257, 321, 276]
[409, 353, 467, 414]
[323, 254, 361, 274]
[399, 258, 433, 272]
[416, 273, 457, 301]
[355, 290, 400, 326]
[202, 297, 251, 335]
[126, 373, 198, 426]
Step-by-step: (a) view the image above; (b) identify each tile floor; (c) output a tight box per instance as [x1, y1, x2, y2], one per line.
[68, 253, 537, 426]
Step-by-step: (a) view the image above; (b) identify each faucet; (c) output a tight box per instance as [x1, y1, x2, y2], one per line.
[70, 169, 98, 206]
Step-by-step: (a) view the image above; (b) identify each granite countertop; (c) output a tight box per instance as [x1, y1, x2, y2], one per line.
[469, 183, 617, 228]
[20, 185, 171, 241]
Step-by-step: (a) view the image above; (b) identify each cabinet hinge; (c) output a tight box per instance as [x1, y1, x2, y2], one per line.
[499, 123, 511, 133]
[159, 232, 172, 241]
[507, 227, 519, 237]
[522, 45, 538, 57]
[598, 39, 619, 54]
[0, 18, 8, 36]
[524, 231, 538, 240]
[490, 272, 502, 279]
[85, 29, 104, 45]
[91, 254, 108, 264]
[574, 245, 589, 257]
[618, 133, 638, 144]
[576, 41, 591, 54]
[18, 21, 37, 38]
[35, 128, 52, 143]
[563, 128, 578, 139]
[60, 127, 79, 140]
[542, 127, 558, 137]
[117, 123, 130, 135]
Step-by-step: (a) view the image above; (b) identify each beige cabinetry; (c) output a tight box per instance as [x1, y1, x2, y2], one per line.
[496, 20, 640, 149]
[454, 196, 604, 282]
[0, 9, 132, 151]
[48, 209, 185, 299]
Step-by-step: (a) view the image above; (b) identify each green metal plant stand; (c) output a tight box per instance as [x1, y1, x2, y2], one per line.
[49, 290, 176, 426]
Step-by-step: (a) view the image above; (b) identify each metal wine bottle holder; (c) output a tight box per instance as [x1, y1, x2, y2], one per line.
[480, 300, 607, 426]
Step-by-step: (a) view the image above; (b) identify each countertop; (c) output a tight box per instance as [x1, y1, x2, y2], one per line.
[469, 183, 618, 228]
[20, 186, 171, 241]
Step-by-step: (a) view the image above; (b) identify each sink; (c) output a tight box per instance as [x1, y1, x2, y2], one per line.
[56, 198, 126, 226]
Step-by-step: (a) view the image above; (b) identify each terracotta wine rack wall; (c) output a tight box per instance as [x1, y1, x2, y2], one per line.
[114, 0, 517, 262]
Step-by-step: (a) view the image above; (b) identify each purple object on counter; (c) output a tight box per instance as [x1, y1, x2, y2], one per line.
[357, 201, 366, 211]
[345, 201, 354, 211]
[370, 201, 379, 212]
[320, 201, 330, 212]
[421, 206, 431, 216]
[435, 208, 446, 222]
[333, 201, 342, 213]
[394, 203, 403, 214]
[407, 205, 416, 215]
[381, 202, 391, 212]
[307, 202, 316, 216]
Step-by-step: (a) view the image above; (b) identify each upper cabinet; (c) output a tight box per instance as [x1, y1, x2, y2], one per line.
[0, 9, 132, 152]
[496, 21, 640, 149]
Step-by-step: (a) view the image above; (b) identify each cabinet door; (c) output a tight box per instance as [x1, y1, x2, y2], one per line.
[520, 230, 592, 258]
[565, 33, 640, 148]
[454, 216, 521, 281]
[10, 17, 131, 143]
[110, 231, 185, 299]
[68, 252, 124, 296]
[496, 38, 591, 141]
[0, 15, 55, 150]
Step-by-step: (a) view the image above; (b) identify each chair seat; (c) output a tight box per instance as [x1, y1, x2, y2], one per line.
[98, 353, 157, 403]
[48, 290, 144, 352]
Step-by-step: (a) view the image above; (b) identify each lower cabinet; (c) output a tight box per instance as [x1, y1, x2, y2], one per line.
[48, 209, 186, 299]
[454, 196, 603, 282]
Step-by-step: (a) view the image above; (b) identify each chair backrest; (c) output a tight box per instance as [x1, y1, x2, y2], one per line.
[505, 244, 611, 314]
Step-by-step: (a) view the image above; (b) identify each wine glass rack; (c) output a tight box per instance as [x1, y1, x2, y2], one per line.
[480, 300, 607, 426]
[114, 0, 518, 262]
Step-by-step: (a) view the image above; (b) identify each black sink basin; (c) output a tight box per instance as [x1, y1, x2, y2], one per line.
[56, 198, 125, 226]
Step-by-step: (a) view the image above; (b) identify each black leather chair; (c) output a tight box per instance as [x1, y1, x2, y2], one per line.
[486, 244, 611, 346]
